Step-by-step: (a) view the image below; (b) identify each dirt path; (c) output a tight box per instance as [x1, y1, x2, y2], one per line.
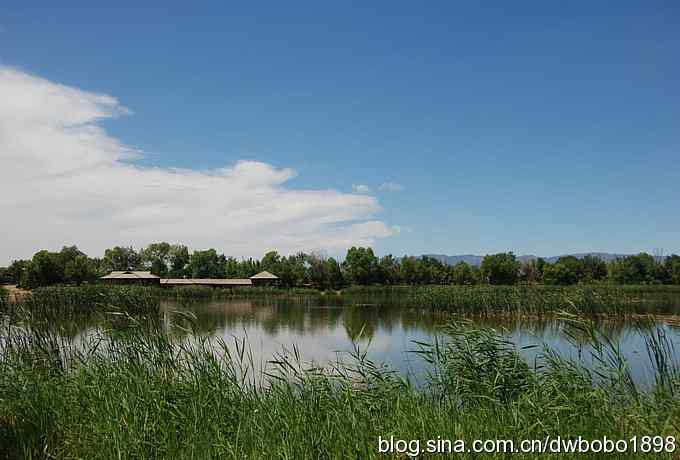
[2, 285, 30, 302]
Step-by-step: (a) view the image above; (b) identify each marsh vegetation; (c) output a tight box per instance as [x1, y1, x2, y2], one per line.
[2, 274, 680, 458]
[1, 313, 679, 459]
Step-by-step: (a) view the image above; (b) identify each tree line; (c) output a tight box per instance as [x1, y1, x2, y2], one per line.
[1, 243, 679, 289]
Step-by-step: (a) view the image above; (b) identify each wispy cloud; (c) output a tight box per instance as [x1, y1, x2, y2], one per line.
[0, 66, 396, 262]
[352, 184, 371, 194]
[379, 182, 404, 192]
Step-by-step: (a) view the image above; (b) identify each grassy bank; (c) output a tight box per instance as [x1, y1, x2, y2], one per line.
[0, 318, 678, 459]
[411, 285, 680, 316]
[0, 286, 8, 308]
[3, 284, 680, 320]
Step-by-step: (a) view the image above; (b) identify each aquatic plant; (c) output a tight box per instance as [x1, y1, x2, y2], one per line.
[0, 315, 678, 459]
[411, 285, 680, 316]
[0, 287, 7, 309]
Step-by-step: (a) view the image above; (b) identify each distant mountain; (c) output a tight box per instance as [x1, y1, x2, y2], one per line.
[423, 253, 631, 267]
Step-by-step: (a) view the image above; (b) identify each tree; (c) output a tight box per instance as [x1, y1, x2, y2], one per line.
[21, 250, 64, 288]
[343, 247, 378, 285]
[65, 255, 95, 285]
[377, 255, 399, 285]
[224, 257, 239, 278]
[0, 266, 10, 284]
[103, 246, 141, 271]
[519, 260, 539, 284]
[542, 262, 578, 285]
[581, 255, 608, 282]
[58, 245, 86, 272]
[141, 242, 172, 276]
[400, 256, 418, 285]
[451, 261, 476, 285]
[168, 245, 190, 277]
[287, 253, 308, 287]
[542, 256, 583, 285]
[665, 255, 680, 284]
[237, 258, 260, 278]
[261, 251, 282, 274]
[6, 260, 30, 285]
[480, 252, 520, 285]
[324, 257, 344, 290]
[187, 249, 222, 278]
[416, 257, 449, 284]
[608, 253, 657, 284]
[535, 257, 546, 282]
[306, 252, 326, 289]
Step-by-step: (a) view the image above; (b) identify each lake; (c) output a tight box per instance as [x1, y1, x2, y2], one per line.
[50, 293, 680, 388]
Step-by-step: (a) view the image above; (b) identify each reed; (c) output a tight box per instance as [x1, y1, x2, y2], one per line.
[0, 287, 7, 309]
[0, 286, 161, 325]
[0, 316, 678, 459]
[163, 285, 323, 300]
[5, 285, 680, 322]
[410, 285, 680, 316]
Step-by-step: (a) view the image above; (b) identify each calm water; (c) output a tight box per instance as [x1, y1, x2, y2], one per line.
[39, 295, 680, 386]
[151, 296, 680, 386]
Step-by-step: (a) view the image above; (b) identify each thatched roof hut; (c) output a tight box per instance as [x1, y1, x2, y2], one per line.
[249, 271, 279, 286]
[100, 271, 160, 285]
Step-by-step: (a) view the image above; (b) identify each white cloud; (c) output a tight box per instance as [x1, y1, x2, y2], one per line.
[0, 67, 395, 262]
[352, 184, 371, 194]
[379, 182, 404, 192]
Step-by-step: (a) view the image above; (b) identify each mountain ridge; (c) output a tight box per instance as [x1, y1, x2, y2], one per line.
[422, 253, 632, 267]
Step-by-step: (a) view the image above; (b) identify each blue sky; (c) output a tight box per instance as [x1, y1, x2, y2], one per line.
[1, 2, 679, 260]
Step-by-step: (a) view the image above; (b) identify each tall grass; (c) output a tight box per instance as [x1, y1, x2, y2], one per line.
[0, 314, 678, 458]
[0, 286, 8, 309]
[164, 285, 323, 300]
[5, 284, 680, 321]
[0, 286, 161, 332]
[411, 285, 680, 316]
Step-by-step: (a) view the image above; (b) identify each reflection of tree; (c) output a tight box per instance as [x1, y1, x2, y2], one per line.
[342, 308, 376, 343]
[16, 294, 677, 365]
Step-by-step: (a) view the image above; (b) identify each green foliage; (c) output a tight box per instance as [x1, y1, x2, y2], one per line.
[140, 242, 172, 276]
[423, 322, 535, 404]
[306, 253, 345, 290]
[7, 285, 161, 319]
[0, 286, 8, 308]
[399, 256, 418, 284]
[581, 255, 608, 281]
[480, 252, 520, 285]
[8, 242, 680, 291]
[324, 257, 344, 290]
[411, 284, 680, 315]
[64, 255, 96, 285]
[0, 319, 678, 458]
[5, 260, 30, 285]
[168, 244, 190, 277]
[451, 261, 477, 285]
[187, 249, 224, 278]
[342, 247, 379, 285]
[377, 254, 398, 285]
[609, 253, 663, 284]
[103, 246, 141, 271]
[666, 255, 680, 285]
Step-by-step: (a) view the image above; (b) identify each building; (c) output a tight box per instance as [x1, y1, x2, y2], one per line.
[100, 270, 280, 288]
[100, 271, 161, 286]
[160, 278, 252, 288]
[249, 270, 279, 286]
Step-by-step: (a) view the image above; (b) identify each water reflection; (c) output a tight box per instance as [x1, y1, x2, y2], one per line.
[10, 295, 680, 386]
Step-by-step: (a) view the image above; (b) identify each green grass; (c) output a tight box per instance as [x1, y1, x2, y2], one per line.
[411, 285, 680, 316]
[0, 316, 678, 459]
[5, 285, 680, 322]
[0, 286, 8, 309]
[164, 285, 323, 299]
